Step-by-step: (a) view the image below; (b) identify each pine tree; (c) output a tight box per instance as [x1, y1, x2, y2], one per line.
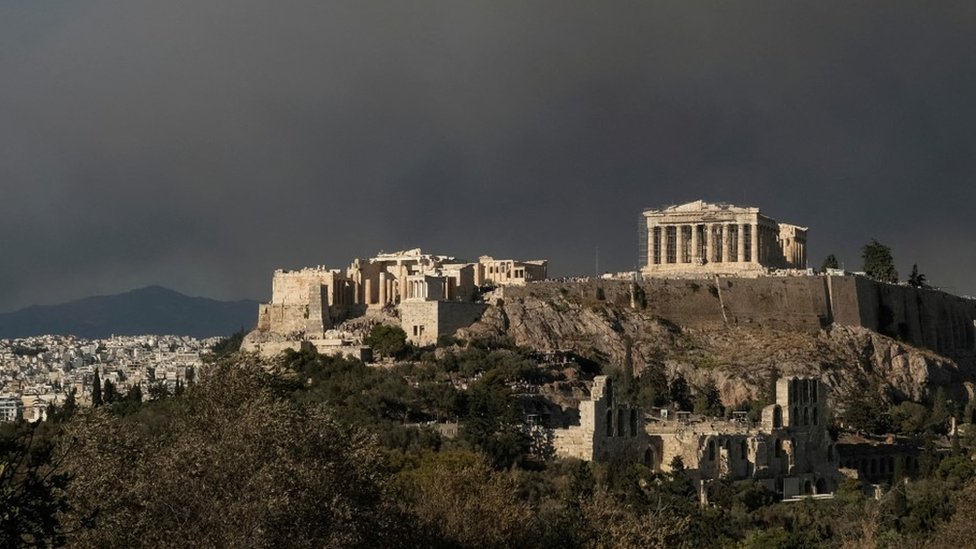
[821, 254, 839, 271]
[908, 264, 927, 288]
[862, 239, 898, 283]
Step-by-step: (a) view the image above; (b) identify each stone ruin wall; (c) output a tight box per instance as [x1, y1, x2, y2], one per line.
[400, 301, 488, 346]
[507, 275, 976, 356]
[552, 376, 649, 462]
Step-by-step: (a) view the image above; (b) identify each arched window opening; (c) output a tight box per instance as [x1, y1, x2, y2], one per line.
[644, 447, 654, 468]
[812, 407, 818, 425]
[816, 478, 828, 494]
[708, 440, 716, 461]
[792, 407, 799, 425]
[774, 438, 783, 458]
[803, 480, 813, 495]
[606, 410, 614, 436]
[802, 407, 809, 426]
[773, 406, 782, 429]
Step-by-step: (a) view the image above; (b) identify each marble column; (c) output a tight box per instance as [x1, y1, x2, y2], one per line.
[737, 224, 746, 262]
[705, 224, 714, 264]
[749, 223, 760, 263]
[722, 223, 731, 263]
[675, 224, 685, 263]
[656, 226, 664, 264]
[378, 273, 387, 305]
[647, 224, 656, 266]
[691, 224, 700, 264]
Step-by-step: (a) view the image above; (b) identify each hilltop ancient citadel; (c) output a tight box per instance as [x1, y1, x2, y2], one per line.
[240, 200, 976, 497]
[244, 200, 976, 360]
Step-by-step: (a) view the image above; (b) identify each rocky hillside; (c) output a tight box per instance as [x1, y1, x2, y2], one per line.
[461, 280, 976, 407]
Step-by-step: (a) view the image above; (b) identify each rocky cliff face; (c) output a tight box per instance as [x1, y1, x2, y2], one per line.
[460, 281, 976, 407]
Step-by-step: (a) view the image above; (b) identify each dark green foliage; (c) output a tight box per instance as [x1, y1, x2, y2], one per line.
[0, 423, 71, 547]
[19, 348, 976, 548]
[209, 328, 246, 357]
[927, 388, 951, 435]
[47, 390, 78, 424]
[101, 380, 120, 404]
[365, 324, 409, 359]
[889, 401, 929, 435]
[595, 287, 606, 301]
[461, 378, 530, 469]
[907, 263, 927, 288]
[634, 362, 669, 409]
[59, 359, 410, 548]
[839, 381, 891, 435]
[669, 374, 693, 410]
[821, 254, 839, 271]
[105, 385, 145, 417]
[90, 371, 102, 408]
[862, 239, 898, 283]
[694, 381, 724, 417]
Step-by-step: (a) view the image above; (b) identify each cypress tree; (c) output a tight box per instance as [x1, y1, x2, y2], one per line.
[92, 369, 103, 407]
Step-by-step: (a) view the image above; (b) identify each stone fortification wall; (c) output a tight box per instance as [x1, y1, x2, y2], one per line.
[507, 276, 976, 356]
[401, 301, 488, 346]
[646, 276, 831, 332]
[827, 276, 976, 355]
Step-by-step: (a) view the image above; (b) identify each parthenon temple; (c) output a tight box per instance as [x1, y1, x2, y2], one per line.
[639, 200, 808, 276]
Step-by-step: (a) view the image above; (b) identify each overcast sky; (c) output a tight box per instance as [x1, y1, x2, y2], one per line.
[1, 2, 975, 311]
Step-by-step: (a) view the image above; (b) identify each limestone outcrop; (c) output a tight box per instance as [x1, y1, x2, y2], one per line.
[460, 281, 976, 407]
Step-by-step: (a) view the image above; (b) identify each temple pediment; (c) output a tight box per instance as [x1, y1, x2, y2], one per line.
[646, 200, 757, 215]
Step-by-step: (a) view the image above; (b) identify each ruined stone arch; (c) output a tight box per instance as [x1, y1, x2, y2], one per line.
[815, 478, 828, 494]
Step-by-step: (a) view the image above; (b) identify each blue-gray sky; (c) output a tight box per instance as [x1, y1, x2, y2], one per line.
[1, 1, 975, 310]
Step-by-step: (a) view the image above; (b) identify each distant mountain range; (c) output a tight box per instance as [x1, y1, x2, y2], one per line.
[0, 286, 258, 339]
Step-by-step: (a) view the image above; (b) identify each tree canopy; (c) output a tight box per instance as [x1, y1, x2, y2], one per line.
[908, 264, 928, 288]
[862, 239, 898, 283]
[821, 254, 839, 271]
[365, 324, 409, 359]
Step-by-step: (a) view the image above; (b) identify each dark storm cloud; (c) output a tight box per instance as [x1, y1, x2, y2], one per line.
[2, 1, 975, 310]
